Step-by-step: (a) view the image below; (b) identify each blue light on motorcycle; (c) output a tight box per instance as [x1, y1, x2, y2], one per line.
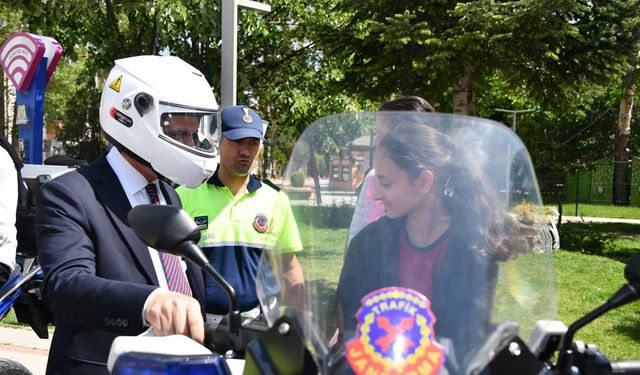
[110, 353, 232, 375]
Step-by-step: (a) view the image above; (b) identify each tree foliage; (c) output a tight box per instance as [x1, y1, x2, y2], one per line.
[312, 0, 640, 204]
[9, 0, 358, 169]
[5, 0, 640, 204]
[320, 0, 640, 115]
[48, 55, 105, 161]
[230, 0, 364, 177]
[0, 4, 24, 140]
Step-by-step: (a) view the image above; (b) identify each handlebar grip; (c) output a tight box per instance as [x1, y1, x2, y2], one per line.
[204, 320, 233, 355]
[611, 360, 640, 374]
[203, 315, 269, 358]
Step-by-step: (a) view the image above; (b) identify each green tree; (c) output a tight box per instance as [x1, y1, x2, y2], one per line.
[47, 54, 106, 161]
[613, 52, 639, 205]
[11, 0, 221, 161]
[230, 0, 362, 177]
[318, 0, 640, 206]
[320, 0, 640, 115]
[11, 0, 352, 167]
[0, 4, 24, 143]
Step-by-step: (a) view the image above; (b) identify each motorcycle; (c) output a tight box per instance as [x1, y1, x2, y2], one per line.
[110, 112, 640, 374]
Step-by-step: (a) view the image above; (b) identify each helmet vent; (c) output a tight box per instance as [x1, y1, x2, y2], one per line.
[110, 107, 133, 127]
[134, 93, 153, 117]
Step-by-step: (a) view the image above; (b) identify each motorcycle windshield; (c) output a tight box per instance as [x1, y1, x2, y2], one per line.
[256, 112, 558, 375]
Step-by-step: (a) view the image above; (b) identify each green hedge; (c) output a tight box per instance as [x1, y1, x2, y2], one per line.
[290, 172, 305, 187]
[292, 204, 355, 228]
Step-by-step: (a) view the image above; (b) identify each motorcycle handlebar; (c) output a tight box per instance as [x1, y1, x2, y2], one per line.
[204, 314, 269, 358]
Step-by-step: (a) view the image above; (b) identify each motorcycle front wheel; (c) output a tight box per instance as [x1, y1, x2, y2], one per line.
[0, 358, 32, 375]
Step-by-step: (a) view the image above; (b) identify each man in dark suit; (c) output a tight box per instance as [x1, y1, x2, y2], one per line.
[36, 55, 219, 375]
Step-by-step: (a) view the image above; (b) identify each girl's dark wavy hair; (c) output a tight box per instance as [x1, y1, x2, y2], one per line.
[378, 95, 436, 113]
[378, 124, 516, 261]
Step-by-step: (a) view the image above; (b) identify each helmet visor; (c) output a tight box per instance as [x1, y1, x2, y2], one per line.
[160, 110, 217, 154]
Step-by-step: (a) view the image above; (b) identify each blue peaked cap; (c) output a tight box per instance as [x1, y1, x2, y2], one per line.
[221, 105, 264, 140]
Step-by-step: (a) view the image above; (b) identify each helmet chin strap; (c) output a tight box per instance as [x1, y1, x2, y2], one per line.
[102, 130, 176, 187]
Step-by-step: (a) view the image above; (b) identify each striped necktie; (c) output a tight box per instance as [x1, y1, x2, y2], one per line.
[144, 183, 192, 297]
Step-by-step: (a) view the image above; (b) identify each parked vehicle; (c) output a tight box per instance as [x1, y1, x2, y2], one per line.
[110, 112, 640, 374]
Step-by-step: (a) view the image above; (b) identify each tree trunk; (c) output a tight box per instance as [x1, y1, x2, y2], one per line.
[149, 18, 159, 55]
[11, 100, 18, 150]
[260, 106, 275, 180]
[613, 65, 636, 206]
[452, 60, 476, 115]
[0, 71, 5, 138]
[104, 0, 120, 34]
[309, 142, 322, 206]
[260, 126, 274, 180]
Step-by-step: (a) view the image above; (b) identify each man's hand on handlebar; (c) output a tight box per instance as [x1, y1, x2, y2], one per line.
[144, 289, 204, 344]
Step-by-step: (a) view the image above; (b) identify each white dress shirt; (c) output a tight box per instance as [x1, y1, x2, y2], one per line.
[106, 147, 188, 289]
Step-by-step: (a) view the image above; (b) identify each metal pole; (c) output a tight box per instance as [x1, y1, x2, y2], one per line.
[221, 0, 238, 109]
[575, 170, 579, 216]
[495, 108, 535, 132]
[221, 0, 271, 110]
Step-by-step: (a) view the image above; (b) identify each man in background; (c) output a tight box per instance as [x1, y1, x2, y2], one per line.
[178, 105, 304, 316]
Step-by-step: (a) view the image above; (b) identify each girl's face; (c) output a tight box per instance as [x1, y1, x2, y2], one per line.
[373, 118, 392, 147]
[373, 149, 431, 219]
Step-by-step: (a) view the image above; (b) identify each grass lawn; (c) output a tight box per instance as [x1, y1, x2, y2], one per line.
[554, 220, 640, 360]
[0, 309, 18, 326]
[555, 251, 640, 360]
[295, 223, 346, 338]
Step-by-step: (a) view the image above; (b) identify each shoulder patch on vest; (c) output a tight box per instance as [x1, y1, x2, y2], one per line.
[194, 216, 208, 230]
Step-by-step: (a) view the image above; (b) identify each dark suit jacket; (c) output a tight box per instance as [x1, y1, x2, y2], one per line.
[36, 155, 205, 375]
[336, 216, 497, 373]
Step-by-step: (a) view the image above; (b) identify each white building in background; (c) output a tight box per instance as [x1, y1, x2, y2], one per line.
[43, 119, 64, 160]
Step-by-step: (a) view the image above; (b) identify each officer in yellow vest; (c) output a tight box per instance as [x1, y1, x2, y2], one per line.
[177, 105, 304, 314]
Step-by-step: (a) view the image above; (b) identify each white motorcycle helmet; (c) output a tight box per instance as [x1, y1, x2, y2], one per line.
[100, 55, 219, 188]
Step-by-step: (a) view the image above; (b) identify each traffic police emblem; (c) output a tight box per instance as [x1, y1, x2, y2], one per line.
[345, 287, 445, 375]
[253, 213, 269, 233]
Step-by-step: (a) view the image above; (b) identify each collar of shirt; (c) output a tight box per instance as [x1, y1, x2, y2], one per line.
[106, 147, 163, 205]
[206, 166, 262, 193]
